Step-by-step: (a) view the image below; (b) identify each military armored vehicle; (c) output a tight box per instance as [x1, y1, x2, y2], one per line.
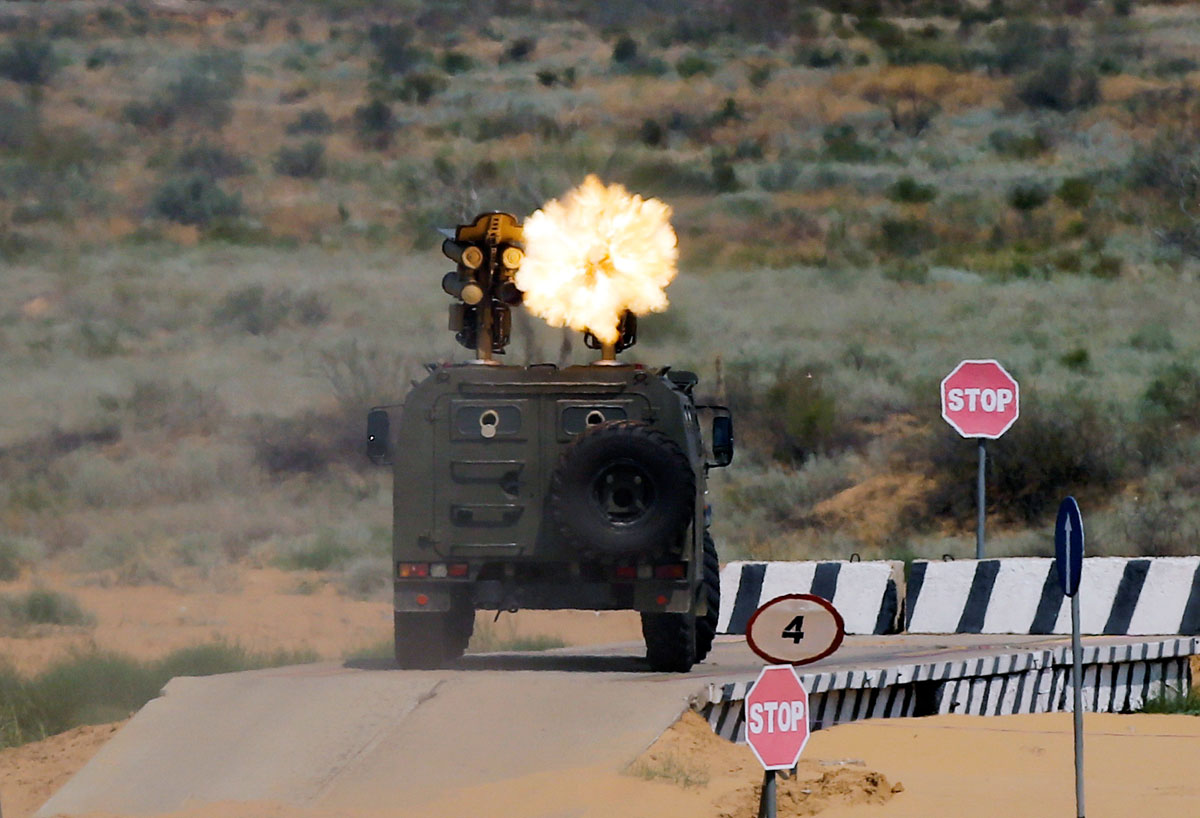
[366, 212, 733, 672]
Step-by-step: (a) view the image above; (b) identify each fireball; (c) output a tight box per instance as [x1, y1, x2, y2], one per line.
[517, 175, 678, 345]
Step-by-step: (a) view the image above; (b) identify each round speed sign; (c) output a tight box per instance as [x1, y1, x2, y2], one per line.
[745, 594, 845, 666]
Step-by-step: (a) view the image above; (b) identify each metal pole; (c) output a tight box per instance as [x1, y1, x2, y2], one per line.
[757, 769, 776, 818]
[976, 440, 986, 560]
[1071, 592, 1085, 818]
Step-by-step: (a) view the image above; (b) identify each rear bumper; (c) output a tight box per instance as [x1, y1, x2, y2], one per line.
[394, 579, 693, 614]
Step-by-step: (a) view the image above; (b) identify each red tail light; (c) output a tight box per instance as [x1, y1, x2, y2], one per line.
[447, 563, 469, 578]
[398, 562, 430, 578]
[614, 565, 638, 580]
[654, 563, 687, 580]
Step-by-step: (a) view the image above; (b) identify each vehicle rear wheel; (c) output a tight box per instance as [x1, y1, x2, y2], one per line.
[695, 530, 720, 663]
[393, 598, 475, 669]
[641, 610, 697, 673]
[550, 421, 694, 559]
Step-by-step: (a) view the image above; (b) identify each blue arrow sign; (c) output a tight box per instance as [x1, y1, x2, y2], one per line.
[1055, 497, 1085, 597]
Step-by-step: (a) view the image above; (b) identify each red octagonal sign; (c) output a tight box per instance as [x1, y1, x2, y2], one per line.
[744, 665, 810, 770]
[940, 359, 1020, 439]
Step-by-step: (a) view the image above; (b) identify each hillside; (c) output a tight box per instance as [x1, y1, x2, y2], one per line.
[0, 0, 1199, 621]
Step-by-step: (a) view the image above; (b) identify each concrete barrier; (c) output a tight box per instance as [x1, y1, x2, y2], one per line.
[718, 560, 904, 635]
[906, 557, 1200, 635]
[698, 637, 1199, 741]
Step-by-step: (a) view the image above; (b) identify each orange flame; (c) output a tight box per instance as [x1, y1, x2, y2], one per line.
[517, 175, 678, 345]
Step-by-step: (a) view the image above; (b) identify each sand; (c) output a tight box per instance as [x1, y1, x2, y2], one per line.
[3, 570, 1200, 817]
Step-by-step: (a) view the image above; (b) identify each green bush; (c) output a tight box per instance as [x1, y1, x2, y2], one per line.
[914, 393, 1131, 526]
[274, 530, 354, 571]
[887, 176, 938, 204]
[1016, 53, 1098, 112]
[369, 24, 422, 75]
[1007, 183, 1050, 213]
[273, 140, 325, 178]
[0, 590, 93, 629]
[877, 218, 935, 258]
[353, 99, 396, 149]
[0, 643, 316, 747]
[285, 108, 333, 136]
[0, 38, 59, 90]
[152, 173, 243, 226]
[612, 34, 638, 64]
[675, 53, 715, 78]
[211, 284, 291, 335]
[1056, 176, 1093, 209]
[503, 37, 537, 63]
[175, 142, 248, 178]
[1142, 362, 1200, 428]
[988, 128, 1052, 159]
[441, 50, 475, 74]
[822, 125, 879, 163]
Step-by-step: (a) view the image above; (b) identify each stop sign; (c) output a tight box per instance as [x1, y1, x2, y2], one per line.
[940, 359, 1020, 439]
[744, 665, 810, 770]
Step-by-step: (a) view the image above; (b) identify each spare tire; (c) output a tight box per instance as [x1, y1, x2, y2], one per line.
[550, 420, 694, 558]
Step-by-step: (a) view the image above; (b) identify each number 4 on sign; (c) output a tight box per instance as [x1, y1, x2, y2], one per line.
[781, 616, 805, 643]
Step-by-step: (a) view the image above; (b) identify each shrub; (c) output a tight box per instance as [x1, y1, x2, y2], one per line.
[639, 119, 665, 147]
[876, 218, 935, 258]
[675, 53, 715, 78]
[274, 530, 354, 571]
[175, 142, 249, 177]
[0, 99, 38, 151]
[369, 24, 421, 75]
[152, 174, 243, 226]
[285, 108, 333, 135]
[1007, 183, 1050, 213]
[441, 50, 474, 74]
[0, 539, 40, 582]
[250, 411, 355, 474]
[711, 154, 739, 193]
[85, 46, 122, 70]
[0, 590, 93, 630]
[612, 34, 638, 64]
[1016, 53, 1098, 112]
[0, 643, 316, 747]
[125, 50, 244, 132]
[988, 128, 1052, 159]
[887, 176, 937, 204]
[273, 140, 325, 178]
[1056, 176, 1093, 209]
[1059, 347, 1090, 372]
[0, 38, 59, 90]
[822, 125, 878, 163]
[1142, 362, 1200, 429]
[759, 367, 842, 464]
[211, 284, 291, 335]
[503, 37, 536, 63]
[353, 99, 396, 149]
[915, 393, 1131, 525]
[397, 71, 447, 104]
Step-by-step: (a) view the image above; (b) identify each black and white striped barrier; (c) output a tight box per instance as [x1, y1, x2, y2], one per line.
[697, 637, 1198, 742]
[906, 557, 1200, 635]
[717, 560, 904, 636]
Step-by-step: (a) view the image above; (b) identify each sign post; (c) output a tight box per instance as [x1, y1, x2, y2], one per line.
[743, 596, 843, 818]
[1055, 496, 1085, 818]
[941, 360, 1020, 558]
[744, 665, 811, 818]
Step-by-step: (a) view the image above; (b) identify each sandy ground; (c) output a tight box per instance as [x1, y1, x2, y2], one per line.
[4, 570, 1200, 817]
[9, 708, 1200, 818]
[0, 569, 644, 674]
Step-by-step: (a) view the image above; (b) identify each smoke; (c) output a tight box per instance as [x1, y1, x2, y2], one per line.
[516, 175, 678, 345]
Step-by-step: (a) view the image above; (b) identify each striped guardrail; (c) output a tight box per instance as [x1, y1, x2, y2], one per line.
[906, 557, 1200, 635]
[697, 637, 1198, 742]
[718, 560, 904, 636]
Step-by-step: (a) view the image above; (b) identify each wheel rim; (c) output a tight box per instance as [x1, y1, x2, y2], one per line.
[590, 458, 656, 524]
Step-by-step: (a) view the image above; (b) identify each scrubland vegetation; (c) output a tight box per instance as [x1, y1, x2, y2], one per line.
[1, 0, 1200, 611]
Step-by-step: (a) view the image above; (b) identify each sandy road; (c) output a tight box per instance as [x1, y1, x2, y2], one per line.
[35, 633, 1179, 816]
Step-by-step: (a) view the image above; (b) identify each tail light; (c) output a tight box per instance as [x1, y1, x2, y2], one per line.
[654, 563, 687, 580]
[397, 562, 430, 578]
